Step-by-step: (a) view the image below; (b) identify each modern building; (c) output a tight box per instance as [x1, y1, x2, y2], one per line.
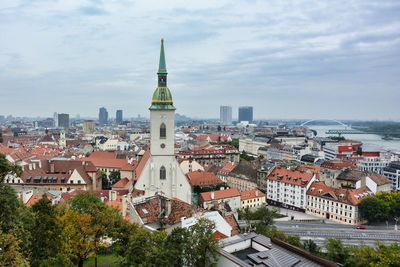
[383, 161, 400, 191]
[133, 39, 192, 203]
[53, 112, 58, 128]
[220, 106, 232, 126]
[99, 107, 108, 125]
[57, 113, 69, 129]
[238, 106, 253, 123]
[116, 110, 123, 124]
[83, 120, 95, 133]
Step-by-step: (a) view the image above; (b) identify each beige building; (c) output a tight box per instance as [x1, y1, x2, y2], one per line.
[240, 189, 266, 209]
[306, 181, 373, 225]
[199, 188, 241, 211]
[83, 120, 95, 133]
[179, 159, 204, 174]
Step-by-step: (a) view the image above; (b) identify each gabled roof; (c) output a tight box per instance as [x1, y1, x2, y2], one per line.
[240, 189, 265, 200]
[200, 188, 241, 202]
[134, 148, 150, 181]
[267, 168, 314, 187]
[307, 181, 374, 205]
[187, 171, 224, 187]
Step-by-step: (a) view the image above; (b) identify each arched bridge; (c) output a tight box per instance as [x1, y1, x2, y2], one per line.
[300, 119, 348, 128]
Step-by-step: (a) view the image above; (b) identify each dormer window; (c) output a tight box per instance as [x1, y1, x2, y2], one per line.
[318, 189, 322, 193]
[310, 187, 315, 192]
[160, 123, 166, 139]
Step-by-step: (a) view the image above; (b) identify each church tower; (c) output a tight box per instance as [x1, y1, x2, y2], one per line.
[149, 38, 175, 156]
[59, 127, 66, 147]
[134, 39, 192, 203]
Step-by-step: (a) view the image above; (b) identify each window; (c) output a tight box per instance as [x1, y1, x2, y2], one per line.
[160, 123, 166, 139]
[160, 166, 166, 180]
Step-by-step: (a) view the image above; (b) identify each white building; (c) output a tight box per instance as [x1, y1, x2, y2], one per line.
[383, 161, 400, 191]
[265, 168, 315, 211]
[134, 39, 192, 204]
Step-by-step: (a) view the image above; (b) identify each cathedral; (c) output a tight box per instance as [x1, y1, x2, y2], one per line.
[134, 39, 192, 203]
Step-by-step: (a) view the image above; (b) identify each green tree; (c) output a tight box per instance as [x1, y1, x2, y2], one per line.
[69, 192, 121, 267]
[0, 153, 22, 182]
[99, 170, 109, 189]
[302, 239, 320, 255]
[323, 238, 350, 264]
[30, 194, 64, 266]
[109, 170, 121, 186]
[0, 229, 28, 266]
[164, 227, 191, 266]
[359, 197, 390, 223]
[186, 218, 220, 267]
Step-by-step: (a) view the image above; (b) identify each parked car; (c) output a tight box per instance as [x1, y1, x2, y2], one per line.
[356, 225, 367, 229]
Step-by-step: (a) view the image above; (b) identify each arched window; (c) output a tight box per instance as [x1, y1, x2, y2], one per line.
[160, 123, 166, 139]
[160, 166, 166, 180]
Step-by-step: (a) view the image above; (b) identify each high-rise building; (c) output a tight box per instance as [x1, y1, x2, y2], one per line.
[99, 107, 108, 125]
[57, 113, 69, 129]
[53, 112, 58, 128]
[116, 110, 123, 124]
[83, 120, 95, 133]
[220, 106, 232, 125]
[238, 106, 253, 123]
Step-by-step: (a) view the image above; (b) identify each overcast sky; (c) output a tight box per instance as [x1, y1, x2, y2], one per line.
[1, 0, 399, 120]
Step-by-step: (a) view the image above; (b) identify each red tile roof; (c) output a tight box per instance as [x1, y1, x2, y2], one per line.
[240, 189, 266, 200]
[321, 160, 356, 170]
[224, 214, 240, 236]
[187, 171, 224, 187]
[200, 188, 241, 202]
[307, 181, 374, 206]
[134, 148, 150, 181]
[267, 168, 314, 187]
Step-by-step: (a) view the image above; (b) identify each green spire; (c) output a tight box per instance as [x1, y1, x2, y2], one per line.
[158, 38, 167, 74]
[150, 38, 175, 110]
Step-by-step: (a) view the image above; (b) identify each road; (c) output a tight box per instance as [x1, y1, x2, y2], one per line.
[274, 221, 400, 248]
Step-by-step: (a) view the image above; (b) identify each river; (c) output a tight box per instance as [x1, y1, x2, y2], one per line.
[308, 125, 400, 152]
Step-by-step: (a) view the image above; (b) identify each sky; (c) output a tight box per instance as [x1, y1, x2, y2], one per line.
[1, 0, 400, 121]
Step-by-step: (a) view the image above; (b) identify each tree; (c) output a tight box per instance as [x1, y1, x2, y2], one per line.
[302, 239, 320, 255]
[0, 229, 28, 266]
[164, 227, 191, 266]
[69, 192, 121, 267]
[109, 170, 121, 186]
[60, 209, 99, 267]
[0, 153, 22, 183]
[359, 197, 390, 223]
[30, 194, 64, 266]
[99, 170, 109, 189]
[356, 146, 362, 156]
[186, 218, 220, 267]
[323, 238, 350, 264]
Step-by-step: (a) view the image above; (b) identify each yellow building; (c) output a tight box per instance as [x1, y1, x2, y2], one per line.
[240, 189, 266, 209]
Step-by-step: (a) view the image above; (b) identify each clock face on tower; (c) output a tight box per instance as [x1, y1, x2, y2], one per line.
[160, 143, 166, 149]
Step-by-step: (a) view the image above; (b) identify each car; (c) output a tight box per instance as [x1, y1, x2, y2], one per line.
[356, 225, 367, 229]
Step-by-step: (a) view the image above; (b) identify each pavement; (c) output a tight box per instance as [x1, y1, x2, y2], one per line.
[268, 206, 323, 222]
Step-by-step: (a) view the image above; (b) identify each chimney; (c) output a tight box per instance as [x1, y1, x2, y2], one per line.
[82, 161, 85, 165]
[33, 163, 36, 170]
[38, 160, 42, 168]
[28, 164, 32, 171]
[50, 160, 55, 173]
[211, 192, 214, 200]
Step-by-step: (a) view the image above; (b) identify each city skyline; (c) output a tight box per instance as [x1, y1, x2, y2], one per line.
[1, 1, 400, 120]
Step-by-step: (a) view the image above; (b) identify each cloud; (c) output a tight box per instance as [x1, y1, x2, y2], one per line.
[0, 0, 399, 120]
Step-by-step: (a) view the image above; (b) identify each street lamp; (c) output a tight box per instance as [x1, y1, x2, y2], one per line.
[394, 216, 398, 231]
